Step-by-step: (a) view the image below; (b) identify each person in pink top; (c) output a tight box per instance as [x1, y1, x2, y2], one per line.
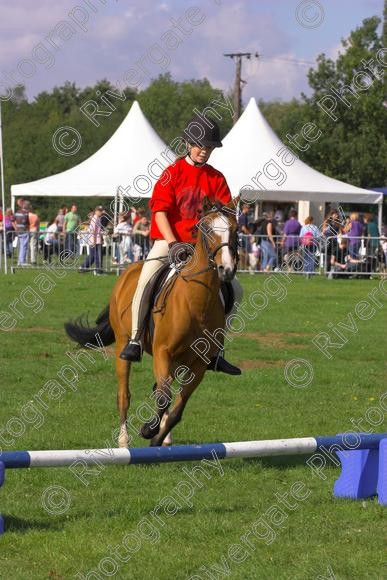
[55, 207, 66, 233]
[79, 206, 104, 274]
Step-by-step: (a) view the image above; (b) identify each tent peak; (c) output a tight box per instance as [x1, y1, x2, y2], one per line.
[11, 97, 175, 198]
[129, 100, 141, 113]
[245, 96, 259, 109]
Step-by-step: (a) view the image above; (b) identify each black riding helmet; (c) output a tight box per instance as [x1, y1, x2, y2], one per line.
[182, 114, 223, 148]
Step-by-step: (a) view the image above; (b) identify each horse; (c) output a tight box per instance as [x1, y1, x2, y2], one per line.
[65, 196, 240, 447]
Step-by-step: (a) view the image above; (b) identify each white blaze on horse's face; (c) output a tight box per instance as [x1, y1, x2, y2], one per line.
[211, 214, 235, 281]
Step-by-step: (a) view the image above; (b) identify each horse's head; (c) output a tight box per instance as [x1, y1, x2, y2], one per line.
[196, 196, 240, 282]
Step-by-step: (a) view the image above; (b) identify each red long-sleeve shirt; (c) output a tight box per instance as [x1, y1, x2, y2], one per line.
[150, 158, 232, 243]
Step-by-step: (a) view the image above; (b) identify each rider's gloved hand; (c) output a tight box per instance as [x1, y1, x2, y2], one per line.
[168, 241, 194, 265]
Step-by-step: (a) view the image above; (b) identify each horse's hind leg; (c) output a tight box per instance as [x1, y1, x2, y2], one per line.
[115, 339, 131, 448]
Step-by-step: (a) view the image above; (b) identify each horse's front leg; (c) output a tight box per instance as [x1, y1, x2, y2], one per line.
[140, 376, 172, 441]
[160, 410, 172, 446]
[150, 359, 207, 447]
[146, 385, 173, 445]
[115, 339, 131, 448]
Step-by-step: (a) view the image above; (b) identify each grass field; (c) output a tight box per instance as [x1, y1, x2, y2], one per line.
[0, 270, 386, 580]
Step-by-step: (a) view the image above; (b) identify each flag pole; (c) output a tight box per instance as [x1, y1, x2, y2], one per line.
[0, 100, 8, 274]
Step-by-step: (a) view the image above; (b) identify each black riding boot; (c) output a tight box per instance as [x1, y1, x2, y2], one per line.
[119, 294, 149, 361]
[119, 337, 142, 361]
[207, 351, 241, 375]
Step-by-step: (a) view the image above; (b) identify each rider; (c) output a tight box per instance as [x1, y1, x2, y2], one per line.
[119, 114, 241, 375]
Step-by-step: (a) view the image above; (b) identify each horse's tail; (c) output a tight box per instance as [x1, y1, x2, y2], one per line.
[64, 305, 115, 347]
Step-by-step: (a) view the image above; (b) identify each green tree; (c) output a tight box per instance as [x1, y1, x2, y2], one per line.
[2, 74, 234, 216]
[297, 16, 387, 187]
[2, 80, 137, 216]
[259, 98, 308, 138]
[138, 73, 233, 145]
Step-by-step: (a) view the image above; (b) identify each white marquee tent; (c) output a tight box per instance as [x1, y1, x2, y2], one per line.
[210, 98, 383, 226]
[11, 101, 175, 202]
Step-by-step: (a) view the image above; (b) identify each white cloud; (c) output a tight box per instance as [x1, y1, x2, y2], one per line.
[328, 42, 345, 61]
[0, 0, 323, 101]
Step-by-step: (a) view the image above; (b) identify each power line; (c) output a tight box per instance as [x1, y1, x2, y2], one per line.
[260, 56, 316, 66]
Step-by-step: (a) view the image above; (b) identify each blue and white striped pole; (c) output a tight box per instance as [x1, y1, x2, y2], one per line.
[0, 433, 386, 468]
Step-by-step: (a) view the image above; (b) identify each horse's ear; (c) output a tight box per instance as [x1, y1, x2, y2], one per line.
[202, 196, 213, 213]
[222, 196, 239, 217]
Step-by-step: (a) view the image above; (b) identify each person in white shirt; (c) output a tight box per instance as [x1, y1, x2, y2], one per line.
[113, 213, 133, 265]
[43, 218, 58, 263]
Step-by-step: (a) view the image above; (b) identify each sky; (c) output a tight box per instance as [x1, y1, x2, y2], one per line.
[0, 0, 384, 104]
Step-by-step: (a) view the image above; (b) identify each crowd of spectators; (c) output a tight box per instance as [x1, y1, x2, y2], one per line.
[323, 210, 383, 278]
[0, 199, 151, 271]
[237, 204, 387, 276]
[0, 200, 386, 276]
[111, 208, 150, 267]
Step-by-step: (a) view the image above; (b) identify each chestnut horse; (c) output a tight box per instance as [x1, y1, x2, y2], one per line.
[65, 197, 239, 447]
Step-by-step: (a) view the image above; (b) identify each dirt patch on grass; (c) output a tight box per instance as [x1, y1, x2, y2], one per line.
[21, 352, 55, 360]
[239, 359, 287, 370]
[235, 332, 312, 349]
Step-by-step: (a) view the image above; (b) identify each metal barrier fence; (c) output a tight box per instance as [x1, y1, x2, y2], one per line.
[238, 234, 324, 275]
[0, 231, 151, 274]
[324, 235, 386, 278]
[237, 234, 386, 276]
[1, 232, 386, 277]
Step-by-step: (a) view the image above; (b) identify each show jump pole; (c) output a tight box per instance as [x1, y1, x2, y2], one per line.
[1, 434, 387, 468]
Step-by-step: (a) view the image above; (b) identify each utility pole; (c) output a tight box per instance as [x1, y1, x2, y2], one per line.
[224, 52, 259, 124]
[0, 101, 7, 274]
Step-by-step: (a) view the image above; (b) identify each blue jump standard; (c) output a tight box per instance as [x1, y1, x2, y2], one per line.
[0, 433, 386, 534]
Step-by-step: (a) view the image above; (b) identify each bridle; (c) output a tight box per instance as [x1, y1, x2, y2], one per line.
[179, 206, 240, 281]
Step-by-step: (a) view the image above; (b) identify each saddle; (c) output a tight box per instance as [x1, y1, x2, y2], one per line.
[137, 264, 235, 346]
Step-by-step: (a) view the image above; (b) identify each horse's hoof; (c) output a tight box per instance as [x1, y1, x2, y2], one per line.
[141, 421, 160, 439]
[163, 433, 172, 446]
[118, 435, 129, 448]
